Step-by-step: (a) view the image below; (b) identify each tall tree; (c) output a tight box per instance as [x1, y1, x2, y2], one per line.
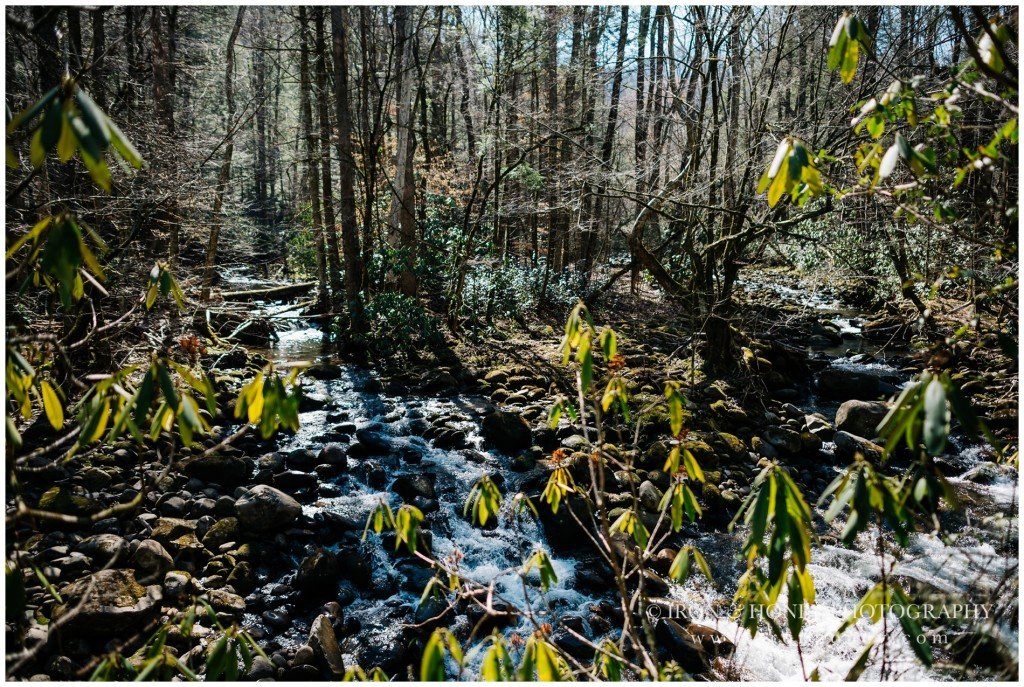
[330, 7, 367, 328]
[201, 8, 247, 302]
[388, 6, 418, 297]
[313, 7, 345, 306]
[297, 6, 329, 309]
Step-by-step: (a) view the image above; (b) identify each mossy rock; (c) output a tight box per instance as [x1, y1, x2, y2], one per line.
[37, 487, 100, 516]
[716, 432, 746, 457]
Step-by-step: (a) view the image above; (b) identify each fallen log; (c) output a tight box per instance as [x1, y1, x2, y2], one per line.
[219, 281, 316, 302]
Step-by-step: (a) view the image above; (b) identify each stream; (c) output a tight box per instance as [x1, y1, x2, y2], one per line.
[222, 269, 1017, 680]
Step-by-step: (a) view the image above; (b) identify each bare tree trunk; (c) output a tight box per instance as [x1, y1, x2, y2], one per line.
[151, 7, 177, 263]
[331, 7, 367, 329]
[314, 7, 345, 306]
[297, 6, 329, 309]
[201, 9, 246, 302]
[388, 6, 418, 297]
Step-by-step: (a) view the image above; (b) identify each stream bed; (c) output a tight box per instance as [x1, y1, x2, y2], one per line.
[222, 270, 1017, 681]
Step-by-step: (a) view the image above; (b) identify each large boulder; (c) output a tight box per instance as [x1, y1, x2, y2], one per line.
[481, 409, 532, 453]
[235, 485, 301, 532]
[52, 570, 161, 636]
[835, 400, 889, 440]
[833, 431, 884, 462]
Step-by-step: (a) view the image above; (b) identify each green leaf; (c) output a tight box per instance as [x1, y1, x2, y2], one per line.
[7, 86, 59, 133]
[599, 327, 616, 360]
[420, 630, 446, 681]
[39, 380, 63, 429]
[839, 38, 860, 84]
[74, 88, 111, 149]
[844, 640, 875, 681]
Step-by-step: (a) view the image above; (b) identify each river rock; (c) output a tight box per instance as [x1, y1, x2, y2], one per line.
[392, 474, 436, 502]
[78, 534, 128, 564]
[835, 400, 889, 439]
[132, 539, 174, 576]
[206, 588, 246, 617]
[638, 480, 663, 512]
[235, 485, 301, 531]
[763, 426, 802, 454]
[481, 409, 532, 452]
[52, 569, 161, 636]
[182, 454, 253, 488]
[815, 367, 880, 400]
[654, 618, 711, 674]
[202, 517, 240, 549]
[308, 614, 346, 676]
[317, 444, 348, 470]
[286, 448, 319, 469]
[353, 426, 392, 455]
[295, 549, 340, 592]
[804, 414, 834, 440]
[833, 431, 884, 462]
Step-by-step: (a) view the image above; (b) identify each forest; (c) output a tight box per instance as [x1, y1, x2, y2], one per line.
[3, 3, 1019, 683]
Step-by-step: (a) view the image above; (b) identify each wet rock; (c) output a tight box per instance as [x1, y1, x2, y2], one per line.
[835, 400, 889, 439]
[132, 539, 174, 576]
[961, 461, 1008, 485]
[182, 454, 254, 488]
[317, 444, 348, 470]
[235, 485, 302, 532]
[295, 549, 340, 592]
[763, 426, 802, 454]
[226, 561, 256, 594]
[357, 461, 387, 489]
[150, 517, 198, 545]
[300, 393, 331, 412]
[53, 569, 161, 636]
[655, 618, 711, 674]
[306, 363, 343, 380]
[337, 545, 373, 587]
[286, 448, 319, 469]
[800, 431, 823, 454]
[392, 474, 436, 503]
[431, 427, 470, 449]
[686, 623, 735, 659]
[353, 427, 392, 455]
[159, 495, 188, 517]
[481, 409, 532, 453]
[815, 367, 881, 400]
[833, 431, 884, 462]
[273, 470, 319, 493]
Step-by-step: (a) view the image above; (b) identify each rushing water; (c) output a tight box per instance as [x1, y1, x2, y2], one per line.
[222, 269, 1017, 680]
